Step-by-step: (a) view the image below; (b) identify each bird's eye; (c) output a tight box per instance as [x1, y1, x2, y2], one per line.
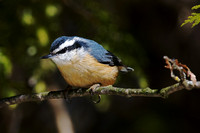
[56, 47, 67, 54]
[55, 41, 82, 55]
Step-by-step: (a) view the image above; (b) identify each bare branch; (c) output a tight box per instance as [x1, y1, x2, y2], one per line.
[0, 56, 199, 108]
[0, 80, 199, 108]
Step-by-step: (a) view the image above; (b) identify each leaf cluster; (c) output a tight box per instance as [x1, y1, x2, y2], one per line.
[181, 5, 200, 28]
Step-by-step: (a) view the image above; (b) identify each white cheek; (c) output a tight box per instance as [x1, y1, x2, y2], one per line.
[51, 52, 74, 65]
[77, 47, 86, 57]
[51, 48, 87, 66]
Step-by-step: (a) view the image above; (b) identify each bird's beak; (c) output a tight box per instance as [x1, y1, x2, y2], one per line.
[40, 54, 53, 59]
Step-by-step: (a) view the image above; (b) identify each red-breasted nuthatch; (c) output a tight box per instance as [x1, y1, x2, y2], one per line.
[41, 36, 133, 88]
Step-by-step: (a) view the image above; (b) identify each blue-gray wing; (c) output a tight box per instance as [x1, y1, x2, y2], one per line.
[74, 37, 134, 72]
[76, 37, 123, 66]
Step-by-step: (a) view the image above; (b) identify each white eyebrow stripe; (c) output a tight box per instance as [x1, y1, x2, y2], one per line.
[53, 39, 75, 53]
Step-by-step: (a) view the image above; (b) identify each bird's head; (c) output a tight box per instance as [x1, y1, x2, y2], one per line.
[41, 36, 87, 66]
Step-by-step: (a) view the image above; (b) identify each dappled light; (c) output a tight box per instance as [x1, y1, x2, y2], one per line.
[0, 51, 12, 77]
[34, 81, 47, 93]
[27, 46, 37, 56]
[22, 9, 35, 25]
[45, 5, 59, 17]
[36, 28, 49, 46]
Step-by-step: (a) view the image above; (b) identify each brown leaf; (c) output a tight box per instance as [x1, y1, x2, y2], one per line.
[164, 56, 197, 84]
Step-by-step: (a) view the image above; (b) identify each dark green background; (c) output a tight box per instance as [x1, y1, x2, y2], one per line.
[0, 0, 200, 133]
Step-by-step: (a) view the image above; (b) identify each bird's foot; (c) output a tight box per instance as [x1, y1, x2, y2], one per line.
[89, 84, 101, 104]
[89, 84, 100, 94]
[62, 85, 72, 103]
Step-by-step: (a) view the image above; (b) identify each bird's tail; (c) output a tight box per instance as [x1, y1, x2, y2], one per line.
[118, 66, 134, 73]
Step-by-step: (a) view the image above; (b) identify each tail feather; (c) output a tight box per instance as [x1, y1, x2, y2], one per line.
[118, 66, 134, 73]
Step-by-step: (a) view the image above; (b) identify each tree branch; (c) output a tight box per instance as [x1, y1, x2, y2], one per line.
[0, 56, 199, 108]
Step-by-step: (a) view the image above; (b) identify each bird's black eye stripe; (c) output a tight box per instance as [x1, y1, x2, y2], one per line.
[56, 47, 67, 54]
[69, 41, 82, 50]
[55, 41, 82, 54]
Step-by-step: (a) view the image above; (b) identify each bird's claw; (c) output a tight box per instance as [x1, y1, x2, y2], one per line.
[89, 84, 101, 104]
[62, 86, 72, 103]
[89, 84, 100, 95]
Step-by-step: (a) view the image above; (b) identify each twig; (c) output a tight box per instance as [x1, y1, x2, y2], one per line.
[0, 56, 199, 108]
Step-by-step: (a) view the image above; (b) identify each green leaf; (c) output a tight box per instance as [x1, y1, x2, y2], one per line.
[192, 5, 200, 10]
[192, 13, 200, 27]
[181, 12, 200, 28]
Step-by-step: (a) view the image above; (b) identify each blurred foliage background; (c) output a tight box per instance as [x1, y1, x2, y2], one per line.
[0, 0, 200, 133]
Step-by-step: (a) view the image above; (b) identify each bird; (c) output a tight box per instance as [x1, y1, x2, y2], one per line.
[41, 36, 133, 90]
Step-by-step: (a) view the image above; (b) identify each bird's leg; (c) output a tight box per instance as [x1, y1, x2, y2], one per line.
[89, 84, 101, 103]
[89, 83, 100, 94]
[62, 85, 72, 103]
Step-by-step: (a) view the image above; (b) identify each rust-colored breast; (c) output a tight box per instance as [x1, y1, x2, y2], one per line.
[57, 54, 119, 88]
